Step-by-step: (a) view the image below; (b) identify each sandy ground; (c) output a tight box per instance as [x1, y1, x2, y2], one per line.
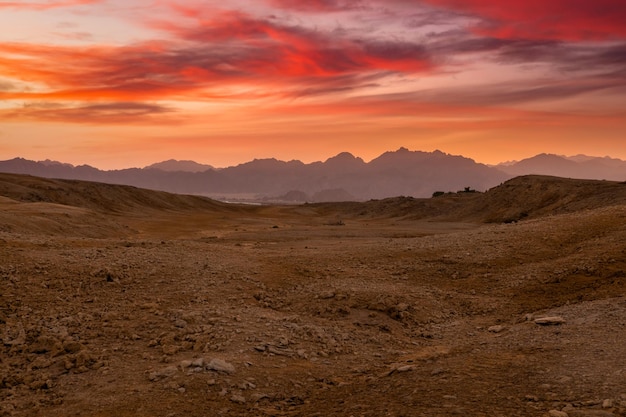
[1, 174, 626, 417]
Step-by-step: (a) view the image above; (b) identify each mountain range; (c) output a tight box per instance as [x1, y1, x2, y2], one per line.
[1, 149, 625, 202]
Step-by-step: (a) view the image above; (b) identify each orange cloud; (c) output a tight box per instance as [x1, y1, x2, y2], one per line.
[153, 10, 434, 77]
[0, 7, 436, 122]
[1, 0, 624, 130]
[0, 102, 175, 124]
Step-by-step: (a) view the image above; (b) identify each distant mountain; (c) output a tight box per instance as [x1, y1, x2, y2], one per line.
[497, 154, 626, 181]
[2, 150, 623, 202]
[145, 159, 214, 173]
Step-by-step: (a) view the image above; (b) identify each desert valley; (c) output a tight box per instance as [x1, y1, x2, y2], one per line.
[1, 172, 626, 417]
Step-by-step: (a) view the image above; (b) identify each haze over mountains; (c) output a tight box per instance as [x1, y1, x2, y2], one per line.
[1, 148, 625, 202]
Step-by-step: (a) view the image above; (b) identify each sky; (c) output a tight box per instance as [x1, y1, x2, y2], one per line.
[0, 0, 625, 169]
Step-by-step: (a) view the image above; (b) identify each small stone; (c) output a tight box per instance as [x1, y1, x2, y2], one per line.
[488, 325, 505, 333]
[395, 303, 410, 312]
[149, 365, 178, 381]
[63, 341, 83, 354]
[602, 399, 613, 408]
[548, 410, 568, 417]
[179, 360, 193, 369]
[251, 393, 269, 402]
[207, 358, 235, 374]
[174, 319, 188, 328]
[396, 365, 415, 372]
[535, 316, 566, 325]
[567, 411, 615, 417]
[162, 344, 180, 355]
[30, 336, 62, 354]
[319, 291, 335, 299]
[230, 394, 246, 404]
[191, 358, 205, 367]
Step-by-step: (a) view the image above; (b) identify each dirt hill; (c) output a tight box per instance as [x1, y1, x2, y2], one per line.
[312, 175, 626, 224]
[1, 173, 626, 417]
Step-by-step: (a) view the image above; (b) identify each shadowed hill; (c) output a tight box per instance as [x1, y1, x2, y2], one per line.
[0, 173, 233, 215]
[0, 173, 250, 238]
[312, 175, 626, 223]
[1, 173, 625, 238]
[457, 175, 626, 223]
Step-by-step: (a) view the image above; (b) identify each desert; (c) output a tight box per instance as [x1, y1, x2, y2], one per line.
[1, 172, 626, 417]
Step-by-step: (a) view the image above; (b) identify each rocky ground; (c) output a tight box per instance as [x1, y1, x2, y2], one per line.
[1, 173, 626, 416]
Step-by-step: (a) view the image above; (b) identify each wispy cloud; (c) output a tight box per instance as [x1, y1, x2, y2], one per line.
[267, 0, 366, 12]
[1, 101, 173, 124]
[0, 0, 101, 10]
[1, 0, 624, 128]
[420, 0, 626, 41]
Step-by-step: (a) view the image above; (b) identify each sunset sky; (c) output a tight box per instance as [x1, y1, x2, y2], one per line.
[1, 0, 625, 169]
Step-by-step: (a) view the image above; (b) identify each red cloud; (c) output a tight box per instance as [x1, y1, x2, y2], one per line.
[0, 9, 436, 103]
[0, 8, 433, 105]
[268, 0, 363, 12]
[155, 10, 433, 78]
[421, 0, 626, 41]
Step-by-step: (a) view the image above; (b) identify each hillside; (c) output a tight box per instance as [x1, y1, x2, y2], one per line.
[313, 175, 626, 224]
[1, 173, 626, 417]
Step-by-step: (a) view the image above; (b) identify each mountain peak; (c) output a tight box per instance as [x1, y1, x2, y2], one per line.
[325, 152, 362, 163]
[146, 159, 214, 173]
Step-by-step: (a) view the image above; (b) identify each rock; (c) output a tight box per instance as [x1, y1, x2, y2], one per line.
[548, 410, 569, 417]
[567, 410, 615, 417]
[396, 365, 415, 372]
[162, 344, 180, 355]
[149, 365, 178, 381]
[267, 345, 295, 357]
[74, 350, 95, 368]
[173, 319, 188, 329]
[602, 399, 613, 408]
[3, 322, 26, 346]
[230, 394, 246, 404]
[251, 393, 269, 402]
[488, 325, 506, 333]
[30, 335, 62, 354]
[319, 291, 335, 300]
[207, 358, 235, 374]
[191, 358, 205, 367]
[63, 341, 82, 354]
[535, 316, 566, 326]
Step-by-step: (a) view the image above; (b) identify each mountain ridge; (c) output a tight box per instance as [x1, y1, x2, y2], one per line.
[1, 149, 625, 201]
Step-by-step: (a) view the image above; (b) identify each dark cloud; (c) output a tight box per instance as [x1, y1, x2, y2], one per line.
[419, 0, 626, 41]
[1, 0, 624, 123]
[2, 101, 173, 124]
[267, 0, 366, 12]
[0, 80, 17, 91]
